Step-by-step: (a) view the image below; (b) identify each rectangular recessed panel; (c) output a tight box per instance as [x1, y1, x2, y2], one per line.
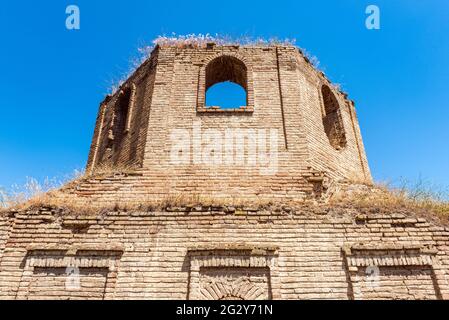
[353, 266, 438, 300]
[27, 267, 109, 300]
[198, 267, 271, 300]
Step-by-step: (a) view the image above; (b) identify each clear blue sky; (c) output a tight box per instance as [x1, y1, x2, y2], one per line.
[1, 0, 448, 192]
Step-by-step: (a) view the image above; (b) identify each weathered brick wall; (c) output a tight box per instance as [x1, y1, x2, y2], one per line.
[87, 52, 158, 171]
[0, 207, 448, 300]
[2, 44, 442, 301]
[139, 46, 311, 200]
[0, 214, 13, 265]
[78, 45, 372, 205]
[290, 49, 371, 182]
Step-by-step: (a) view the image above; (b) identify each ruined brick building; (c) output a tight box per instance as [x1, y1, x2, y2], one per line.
[82, 43, 371, 204]
[1, 43, 448, 300]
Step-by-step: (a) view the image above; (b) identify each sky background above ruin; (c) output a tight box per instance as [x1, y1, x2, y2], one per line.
[1, 0, 448, 194]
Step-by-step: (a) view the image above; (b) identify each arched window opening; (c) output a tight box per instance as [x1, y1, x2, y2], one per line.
[112, 88, 131, 149]
[206, 81, 247, 109]
[205, 55, 248, 109]
[321, 85, 347, 150]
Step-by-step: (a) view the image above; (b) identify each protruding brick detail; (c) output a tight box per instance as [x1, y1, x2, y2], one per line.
[188, 248, 278, 300]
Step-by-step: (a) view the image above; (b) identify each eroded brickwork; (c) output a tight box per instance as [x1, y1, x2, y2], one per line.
[0, 208, 448, 300]
[2, 43, 442, 301]
[78, 44, 372, 205]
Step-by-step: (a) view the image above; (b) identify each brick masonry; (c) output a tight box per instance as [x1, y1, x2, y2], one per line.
[0, 207, 448, 300]
[2, 44, 447, 300]
[68, 44, 372, 205]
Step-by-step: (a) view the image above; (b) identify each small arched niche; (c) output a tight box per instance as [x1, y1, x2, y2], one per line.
[114, 88, 132, 136]
[109, 86, 133, 165]
[321, 84, 347, 150]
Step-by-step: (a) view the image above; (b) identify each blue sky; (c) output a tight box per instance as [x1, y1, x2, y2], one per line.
[0, 0, 448, 193]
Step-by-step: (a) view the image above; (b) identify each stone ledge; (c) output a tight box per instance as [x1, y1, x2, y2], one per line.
[26, 245, 124, 254]
[197, 105, 254, 113]
[188, 245, 279, 256]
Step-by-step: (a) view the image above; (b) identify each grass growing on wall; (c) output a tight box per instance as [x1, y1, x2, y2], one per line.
[0, 170, 84, 210]
[108, 33, 320, 95]
[1, 166, 448, 223]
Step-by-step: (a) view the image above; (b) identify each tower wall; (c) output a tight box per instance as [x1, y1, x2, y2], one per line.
[82, 45, 371, 203]
[86, 52, 158, 171]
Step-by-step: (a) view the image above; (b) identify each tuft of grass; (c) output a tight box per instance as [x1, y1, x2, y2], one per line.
[331, 178, 449, 218]
[151, 33, 297, 48]
[0, 163, 147, 213]
[2, 190, 284, 215]
[0, 169, 84, 210]
[300, 48, 321, 70]
[106, 33, 353, 105]
[0, 187, 7, 208]
[3, 167, 447, 224]
[107, 33, 298, 95]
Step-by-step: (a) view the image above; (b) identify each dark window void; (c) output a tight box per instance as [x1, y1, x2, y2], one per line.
[321, 85, 347, 150]
[112, 88, 131, 150]
[205, 56, 248, 109]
